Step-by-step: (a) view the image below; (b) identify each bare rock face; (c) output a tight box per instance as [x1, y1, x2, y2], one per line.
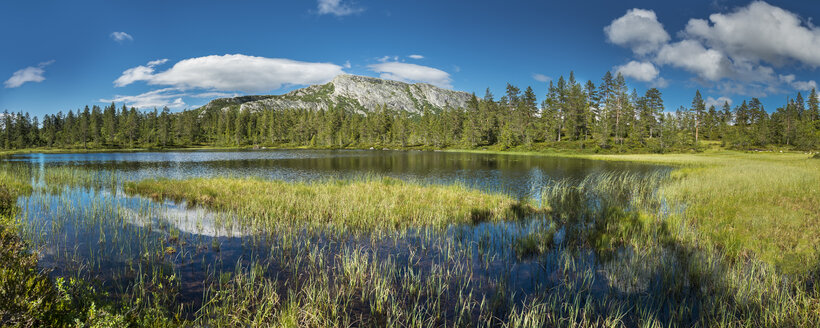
[202, 74, 472, 114]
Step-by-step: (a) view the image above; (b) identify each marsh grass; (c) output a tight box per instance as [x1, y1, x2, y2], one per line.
[538, 170, 670, 257]
[504, 150, 820, 273]
[515, 169, 820, 327]
[659, 156, 820, 273]
[124, 176, 538, 231]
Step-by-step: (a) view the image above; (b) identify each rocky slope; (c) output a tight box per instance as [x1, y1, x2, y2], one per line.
[202, 74, 472, 114]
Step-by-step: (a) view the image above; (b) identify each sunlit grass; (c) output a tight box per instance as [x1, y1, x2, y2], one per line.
[124, 176, 538, 231]
[463, 149, 819, 273]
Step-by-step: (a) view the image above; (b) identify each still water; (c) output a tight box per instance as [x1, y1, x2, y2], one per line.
[8, 149, 658, 198]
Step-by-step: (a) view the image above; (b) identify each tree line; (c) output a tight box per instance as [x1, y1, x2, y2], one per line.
[2, 71, 820, 152]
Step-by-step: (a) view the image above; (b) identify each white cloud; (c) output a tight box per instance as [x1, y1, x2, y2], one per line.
[532, 73, 551, 82]
[655, 40, 729, 81]
[113, 54, 345, 92]
[705, 96, 733, 109]
[317, 0, 364, 16]
[101, 88, 187, 109]
[343, 60, 351, 69]
[408, 54, 424, 60]
[779, 74, 817, 91]
[792, 80, 817, 91]
[604, 9, 670, 55]
[114, 58, 168, 87]
[147, 59, 168, 66]
[190, 91, 239, 99]
[368, 62, 452, 88]
[652, 78, 670, 88]
[684, 1, 820, 67]
[110, 31, 133, 42]
[4, 60, 54, 88]
[100, 88, 238, 110]
[606, 2, 820, 96]
[377, 55, 399, 63]
[614, 61, 659, 82]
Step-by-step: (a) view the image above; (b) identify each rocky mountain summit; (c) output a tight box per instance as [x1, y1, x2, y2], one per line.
[202, 74, 472, 114]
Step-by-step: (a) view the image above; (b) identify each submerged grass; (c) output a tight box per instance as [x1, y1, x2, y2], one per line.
[124, 176, 537, 231]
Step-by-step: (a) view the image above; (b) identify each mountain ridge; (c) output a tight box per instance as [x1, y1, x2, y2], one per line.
[201, 74, 473, 114]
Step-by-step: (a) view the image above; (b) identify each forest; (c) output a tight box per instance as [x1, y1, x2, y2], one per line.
[3, 71, 819, 153]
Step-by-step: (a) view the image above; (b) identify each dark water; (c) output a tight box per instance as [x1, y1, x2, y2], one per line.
[5, 150, 664, 319]
[8, 149, 658, 198]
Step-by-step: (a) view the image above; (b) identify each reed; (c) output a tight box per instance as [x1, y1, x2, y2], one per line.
[124, 176, 539, 232]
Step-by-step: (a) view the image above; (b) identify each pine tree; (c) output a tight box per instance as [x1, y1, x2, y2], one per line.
[808, 88, 820, 129]
[642, 88, 663, 139]
[691, 90, 706, 144]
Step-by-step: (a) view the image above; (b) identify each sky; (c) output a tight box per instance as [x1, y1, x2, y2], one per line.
[2, 0, 820, 117]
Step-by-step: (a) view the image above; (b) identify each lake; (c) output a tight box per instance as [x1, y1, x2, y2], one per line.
[7, 149, 659, 198]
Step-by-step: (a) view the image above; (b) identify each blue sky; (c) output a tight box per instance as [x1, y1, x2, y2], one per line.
[2, 0, 820, 117]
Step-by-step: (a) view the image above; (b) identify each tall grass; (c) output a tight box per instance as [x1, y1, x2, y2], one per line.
[529, 150, 820, 273]
[124, 176, 538, 231]
[527, 169, 820, 326]
[660, 156, 820, 273]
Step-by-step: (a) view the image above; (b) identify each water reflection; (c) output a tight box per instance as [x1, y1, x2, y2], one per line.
[8, 149, 658, 199]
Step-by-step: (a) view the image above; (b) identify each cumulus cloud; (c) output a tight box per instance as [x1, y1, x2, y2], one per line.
[604, 9, 670, 55]
[607, 2, 820, 96]
[792, 80, 818, 91]
[705, 96, 733, 109]
[408, 54, 424, 60]
[655, 40, 730, 81]
[4, 60, 55, 88]
[100, 88, 238, 109]
[368, 62, 452, 88]
[113, 54, 345, 92]
[614, 61, 659, 82]
[779, 74, 817, 91]
[532, 73, 551, 82]
[684, 1, 820, 67]
[110, 31, 133, 42]
[317, 0, 364, 16]
[114, 58, 168, 87]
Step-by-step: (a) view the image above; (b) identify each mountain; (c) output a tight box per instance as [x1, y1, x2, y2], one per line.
[201, 74, 473, 114]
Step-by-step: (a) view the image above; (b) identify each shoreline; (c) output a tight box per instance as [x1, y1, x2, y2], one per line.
[2, 144, 814, 164]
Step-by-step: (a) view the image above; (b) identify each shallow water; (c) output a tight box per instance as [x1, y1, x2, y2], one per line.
[5, 149, 665, 320]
